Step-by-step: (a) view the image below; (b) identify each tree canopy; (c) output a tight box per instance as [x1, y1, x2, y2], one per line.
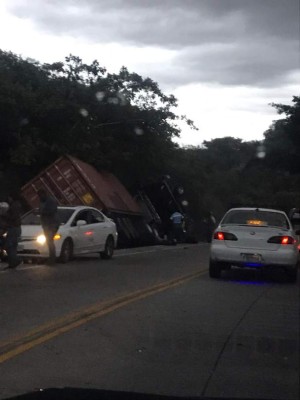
[0, 49, 299, 220]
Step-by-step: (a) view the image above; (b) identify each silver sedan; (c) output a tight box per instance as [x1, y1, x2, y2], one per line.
[209, 207, 299, 282]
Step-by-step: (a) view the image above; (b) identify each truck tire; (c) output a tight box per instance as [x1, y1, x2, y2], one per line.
[100, 236, 114, 260]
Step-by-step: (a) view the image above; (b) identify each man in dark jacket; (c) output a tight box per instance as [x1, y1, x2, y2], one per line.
[4, 194, 22, 269]
[38, 189, 59, 265]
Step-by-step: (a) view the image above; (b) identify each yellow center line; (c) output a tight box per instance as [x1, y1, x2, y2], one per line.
[0, 269, 207, 364]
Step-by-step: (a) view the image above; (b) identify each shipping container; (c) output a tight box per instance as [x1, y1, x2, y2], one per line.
[21, 156, 156, 247]
[21, 155, 141, 214]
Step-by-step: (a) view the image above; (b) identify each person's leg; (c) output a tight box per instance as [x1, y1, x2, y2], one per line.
[178, 226, 185, 243]
[0, 234, 5, 260]
[169, 225, 177, 244]
[44, 226, 56, 264]
[174, 225, 182, 242]
[207, 225, 213, 243]
[5, 227, 21, 267]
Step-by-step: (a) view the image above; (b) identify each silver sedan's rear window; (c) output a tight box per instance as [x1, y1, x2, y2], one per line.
[222, 210, 289, 229]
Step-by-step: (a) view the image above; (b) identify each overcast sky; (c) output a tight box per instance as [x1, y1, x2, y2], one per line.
[0, 0, 299, 146]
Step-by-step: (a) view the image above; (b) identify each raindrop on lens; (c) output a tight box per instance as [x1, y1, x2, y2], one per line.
[256, 145, 266, 159]
[134, 127, 144, 136]
[20, 118, 29, 126]
[117, 92, 127, 105]
[95, 91, 105, 101]
[108, 97, 119, 105]
[79, 108, 89, 117]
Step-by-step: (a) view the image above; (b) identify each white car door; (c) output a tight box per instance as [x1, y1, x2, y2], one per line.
[89, 209, 108, 251]
[70, 210, 96, 254]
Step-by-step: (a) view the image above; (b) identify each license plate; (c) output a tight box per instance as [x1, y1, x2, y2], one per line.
[241, 253, 262, 262]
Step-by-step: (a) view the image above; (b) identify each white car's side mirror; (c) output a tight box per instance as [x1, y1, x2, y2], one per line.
[77, 220, 87, 227]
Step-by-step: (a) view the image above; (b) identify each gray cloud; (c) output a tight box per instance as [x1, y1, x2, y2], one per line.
[158, 38, 299, 87]
[7, 0, 300, 87]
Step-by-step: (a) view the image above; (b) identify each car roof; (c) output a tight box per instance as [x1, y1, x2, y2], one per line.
[57, 206, 88, 210]
[57, 206, 104, 212]
[226, 207, 286, 214]
[31, 206, 101, 211]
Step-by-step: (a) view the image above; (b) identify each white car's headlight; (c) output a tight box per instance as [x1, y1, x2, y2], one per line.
[36, 234, 46, 245]
[36, 234, 61, 244]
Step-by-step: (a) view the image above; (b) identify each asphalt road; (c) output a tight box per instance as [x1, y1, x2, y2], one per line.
[0, 244, 299, 399]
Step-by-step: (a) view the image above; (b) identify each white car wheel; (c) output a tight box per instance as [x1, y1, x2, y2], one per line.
[59, 239, 73, 264]
[100, 236, 114, 260]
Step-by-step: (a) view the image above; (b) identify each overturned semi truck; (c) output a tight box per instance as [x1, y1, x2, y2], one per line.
[21, 156, 158, 247]
[21, 156, 198, 247]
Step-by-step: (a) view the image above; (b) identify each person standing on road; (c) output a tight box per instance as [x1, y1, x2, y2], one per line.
[169, 211, 184, 244]
[3, 194, 22, 269]
[207, 211, 217, 242]
[0, 202, 9, 262]
[38, 189, 59, 265]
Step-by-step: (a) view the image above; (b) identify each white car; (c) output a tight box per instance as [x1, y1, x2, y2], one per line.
[18, 206, 118, 263]
[209, 207, 299, 282]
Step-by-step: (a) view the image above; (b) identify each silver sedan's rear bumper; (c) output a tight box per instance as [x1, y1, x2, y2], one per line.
[210, 243, 299, 268]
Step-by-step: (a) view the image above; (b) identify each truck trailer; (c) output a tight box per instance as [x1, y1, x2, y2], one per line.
[21, 155, 157, 247]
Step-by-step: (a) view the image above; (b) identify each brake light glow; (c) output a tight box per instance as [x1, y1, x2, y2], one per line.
[213, 231, 237, 241]
[215, 232, 224, 240]
[268, 236, 295, 245]
[281, 236, 295, 245]
[85, 231, 93, 236]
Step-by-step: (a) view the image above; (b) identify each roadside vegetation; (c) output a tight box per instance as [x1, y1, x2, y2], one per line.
[1, 50, 299, 220]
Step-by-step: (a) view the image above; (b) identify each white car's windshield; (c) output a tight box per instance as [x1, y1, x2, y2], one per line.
[222, 210, 289, 229]
[22, 209, 74, 225]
